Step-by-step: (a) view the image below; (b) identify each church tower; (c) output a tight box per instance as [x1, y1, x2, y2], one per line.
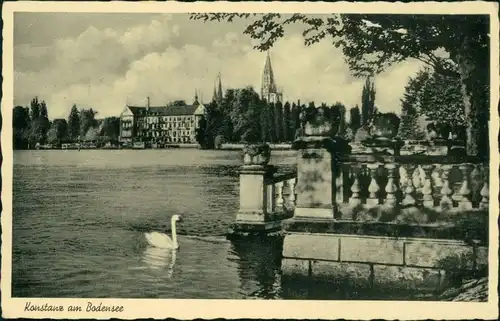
[212, 73, 224, 105]
[261, 51, 283, 103]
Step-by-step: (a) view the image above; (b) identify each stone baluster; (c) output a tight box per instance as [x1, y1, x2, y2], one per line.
[366, 163, 380, 207]
[384, 163, 398, 207]
[349, 165, 362, 206]
[275, 181, 284, 212]
[431, 165, 443, 190]
[439, 165, 454, 210]
[480, 165, 489, 209]
[470, 164, 482, 204]
[421, 165, 435, 208]
[335, 165, 345, 204]
[458, 164, 473, 210]
[287, 178, 297, 209]
[266, 184, 275, 214]
[412, 166, 422, 194]
[401, 164, 416, 206]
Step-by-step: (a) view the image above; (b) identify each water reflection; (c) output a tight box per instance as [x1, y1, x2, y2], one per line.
[229, 237, 283, 299]
[142, 246, 177, 278]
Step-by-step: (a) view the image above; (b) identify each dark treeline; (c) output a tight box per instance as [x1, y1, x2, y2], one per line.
[195, 86, 361, 149]
[13, 97, 120, 149]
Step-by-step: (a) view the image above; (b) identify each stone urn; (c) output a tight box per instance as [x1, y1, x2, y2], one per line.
[301, 106, 340, 137]
[427, 122, 452, 141]
[369, 112, 401, 140]
[243, 143, 271, 166]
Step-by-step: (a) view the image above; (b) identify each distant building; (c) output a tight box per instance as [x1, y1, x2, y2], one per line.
[261, 51, 283, 103]
[119, 95, 206, 144]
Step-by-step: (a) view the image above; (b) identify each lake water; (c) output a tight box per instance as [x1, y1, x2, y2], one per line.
[11, 149, 443, 300]
[12, 149, 301, 299]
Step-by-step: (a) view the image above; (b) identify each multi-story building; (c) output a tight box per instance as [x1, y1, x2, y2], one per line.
[261, 51, 283, 103]
[119, 95, 206, 144]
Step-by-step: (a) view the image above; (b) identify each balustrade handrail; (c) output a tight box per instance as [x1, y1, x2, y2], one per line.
[267, 170, 297, 184]
[339, 154, 488, 165]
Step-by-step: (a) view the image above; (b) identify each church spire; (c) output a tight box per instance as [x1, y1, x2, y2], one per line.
[261, 51, 280, 103]
[216, 72, 223, 104]
[212, 81, 218, 103]
[194, 89, 200, 106]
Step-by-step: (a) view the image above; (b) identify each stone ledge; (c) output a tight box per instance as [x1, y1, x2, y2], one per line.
[312, 261, 371, 288]
[283, 234, 339, 260]
[340, 236, 404, 265]
[281, 258, 447, 294]
[373, 265, 444, 292]
[282, 258, 309, 277]
[405, 241, 474, 269]
[283, 218, 488, 243]
[282, 232, 485, 270]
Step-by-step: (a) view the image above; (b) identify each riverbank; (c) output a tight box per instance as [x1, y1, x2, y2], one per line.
[16, 143, 293, 151]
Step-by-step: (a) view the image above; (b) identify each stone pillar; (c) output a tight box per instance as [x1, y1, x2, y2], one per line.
[292, 136, 350, 220]
[235, 164, 276, 223]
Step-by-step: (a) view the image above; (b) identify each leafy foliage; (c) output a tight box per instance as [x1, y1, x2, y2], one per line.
[348, 105, 361, 134]
[67, 105, 80, 140]
[361, 77, 376, 125]
[13, 99, 120, 149]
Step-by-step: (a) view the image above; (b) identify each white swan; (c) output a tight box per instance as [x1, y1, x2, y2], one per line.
[144, 215, 183, 249]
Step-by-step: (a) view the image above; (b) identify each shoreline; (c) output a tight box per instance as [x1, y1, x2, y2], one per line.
[14, 143, 294, 151]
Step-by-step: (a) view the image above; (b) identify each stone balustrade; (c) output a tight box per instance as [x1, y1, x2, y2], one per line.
[232, 140, 489, 233]
[335, 154, 489, 221]
[266, 171, 298, 217]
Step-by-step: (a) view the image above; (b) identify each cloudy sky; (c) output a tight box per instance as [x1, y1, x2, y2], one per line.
[14, 12, 425, 120]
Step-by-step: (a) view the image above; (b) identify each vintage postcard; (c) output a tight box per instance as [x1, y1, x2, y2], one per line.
[1, 1, 499, 319]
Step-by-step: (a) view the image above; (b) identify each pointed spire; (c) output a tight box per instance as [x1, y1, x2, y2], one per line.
[261, 50, 278, 102]
[212, 81, 218, 103]
[216, 73, 223, 104]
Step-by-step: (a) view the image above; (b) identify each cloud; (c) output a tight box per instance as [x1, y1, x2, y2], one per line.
[14, 15, 425, 120]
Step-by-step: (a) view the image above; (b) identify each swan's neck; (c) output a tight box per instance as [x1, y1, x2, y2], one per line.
[171, 217, 178, 248]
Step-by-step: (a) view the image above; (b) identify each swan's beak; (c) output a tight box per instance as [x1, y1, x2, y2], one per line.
[178, 216, 183, 222]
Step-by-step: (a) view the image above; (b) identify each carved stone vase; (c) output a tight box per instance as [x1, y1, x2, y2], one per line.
[300, 106, 340, 137]
[243, 143, 271, 166]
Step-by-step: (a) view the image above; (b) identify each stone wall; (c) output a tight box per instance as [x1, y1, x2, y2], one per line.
[282, 233, 487, 293]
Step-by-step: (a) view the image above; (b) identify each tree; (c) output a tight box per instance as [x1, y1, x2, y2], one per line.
[13, 106, 30, 149]
[230, 87, 262, 143]
[283, 101, 292, 141]
[30, 97, 40, 120]
[260, 102, 271, 142]
[51, 118, 69, 144]
[290, 102, 300, 140]
[68, 104, 80, 141]
[191, 13, 490, 157]
[47, 125, 59, 145]
[274, 101, 284, 142]
[267, 102, 277, 143]
[399, 69, 433, 140]
[361, 77, 376, 125]
[167, 100, 187, 107]
[100, 117, 120, 141]
[349, 106, 361, 134]
[195, 115, 207, 146]
[220, 89, 236, 142]
[331, 102, 347, 136]
[80, 108, 98, 137]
